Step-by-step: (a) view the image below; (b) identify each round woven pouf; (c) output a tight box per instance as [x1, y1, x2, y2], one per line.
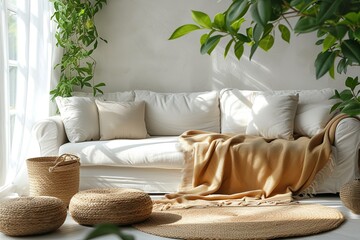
[340, 179, 360, 214]
[69, 188, 153, 226]
[0, 196, 67, 236]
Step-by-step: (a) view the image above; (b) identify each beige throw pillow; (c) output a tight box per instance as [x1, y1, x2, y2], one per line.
[246, 94, 299, 140]
[95, 100, 147, 140]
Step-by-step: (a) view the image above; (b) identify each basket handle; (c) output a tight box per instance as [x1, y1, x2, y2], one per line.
[49, 154, 80, 172]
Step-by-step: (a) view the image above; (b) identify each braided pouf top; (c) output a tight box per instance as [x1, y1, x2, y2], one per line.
[0, 196, 67, 237]
[69, 188, 153, 226]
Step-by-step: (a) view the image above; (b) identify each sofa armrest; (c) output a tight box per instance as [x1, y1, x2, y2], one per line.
[32, 115, 68, 156]
[334, 117, 360, 180]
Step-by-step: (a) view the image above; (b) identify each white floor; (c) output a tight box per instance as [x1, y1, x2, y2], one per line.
[1, 194, 360, 240]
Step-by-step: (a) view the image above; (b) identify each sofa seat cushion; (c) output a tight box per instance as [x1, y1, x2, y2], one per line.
[59, 136, 184, 169]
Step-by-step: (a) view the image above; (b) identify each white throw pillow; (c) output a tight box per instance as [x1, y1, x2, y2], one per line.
[95, 100, 147, 140]
[220, 89, 258, 134]
[56, 96, 99, 143]
[246, 94, 299, 140]
[295, 88, 337, 137]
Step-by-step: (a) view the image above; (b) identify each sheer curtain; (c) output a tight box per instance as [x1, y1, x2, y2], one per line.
[0, 0, 55, 197]
[0, 0, 11, 194]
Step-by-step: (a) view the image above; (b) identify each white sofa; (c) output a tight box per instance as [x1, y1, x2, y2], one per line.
[33, 88, 360, 194]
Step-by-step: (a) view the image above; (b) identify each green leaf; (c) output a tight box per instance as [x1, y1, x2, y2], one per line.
[250, 0, 272, 28]
[169, 24, 201, 40]
[249, 42, 258, 60]
[322, 34, 337, 52]
[231, 18, 246, 32]
[224, 39, 234, 58]
[234, 41, 244, 60]
[278, 24, 290, 43]
[246, 27, 253, 39]
[259, 34, 274, 51]
[200, 33, 209, 45]
[293, 0, 318, 13]
[262, 23, 273, 38]
[314, 51, 336, 79]
[253, 23, 264, 43]
[84, 75, 93, 82]
[341, 40, 360, 64]
[340, 100, 360, 116]
[94, 82, 106, 88]
[290, 0, 304, 7]
[343, 12, 360, 24]
[329, 63, 335, 79]
[225, 0, 249, 31]
[338, 89, 353, 101]
[317, 0, 342, 24]
[355, 28, 360, 41]
[330, 102, 341, 113]
[213, 13, 225, 30]
[200, 35, 222, 55]
[317, 29, 327, 37]
[345, 76, 359, 91]
[330, 89, 341, 100]
[323, 25, 348, 40]
[337, 58, 347, 74]
[294, 17, 318, 33]
[237, 33, 251, 43]
[192, 10, 212, 29]
[315, 39, 324, 45]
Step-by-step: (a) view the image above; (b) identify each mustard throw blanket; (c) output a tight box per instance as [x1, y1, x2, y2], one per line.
[162, 114, 347, 206]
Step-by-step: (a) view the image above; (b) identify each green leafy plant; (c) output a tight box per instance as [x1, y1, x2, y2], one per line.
[331, 76, 360, 115]
[50, 0, 107, 99]
[170, 0, 360, 115]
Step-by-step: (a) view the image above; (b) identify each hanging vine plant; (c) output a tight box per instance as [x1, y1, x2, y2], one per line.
[50, 0, 107, 99]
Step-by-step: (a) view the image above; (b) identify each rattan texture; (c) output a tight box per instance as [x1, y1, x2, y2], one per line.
[0, 196, 67, 237]
[69, 188, 153, 226]
[340, 179, 360, 214]
[134, 204, 344, 240]
[27, 154, 80, 206]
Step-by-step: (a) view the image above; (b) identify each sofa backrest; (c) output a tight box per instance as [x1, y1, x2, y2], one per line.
[73, 91, 135, 102]
[135, 90, 220, 135]
[71, 88, 336, 138]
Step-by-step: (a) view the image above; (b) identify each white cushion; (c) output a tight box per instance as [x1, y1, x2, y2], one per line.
[56, 96, 99, 143]
[246, 94, 299, 140]
[135, 90, 220, 135]
[59, 136, 184, 169]
[96, 100, 147, 140]
[220, 89, 258, 134]
[295, 88, 337, 137]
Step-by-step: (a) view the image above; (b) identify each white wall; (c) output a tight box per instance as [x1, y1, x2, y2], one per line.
[93, 0, 359, 93]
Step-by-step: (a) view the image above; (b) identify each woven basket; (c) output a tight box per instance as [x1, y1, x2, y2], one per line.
[340, 179, 360, 214]
[27, 154, 80, 206]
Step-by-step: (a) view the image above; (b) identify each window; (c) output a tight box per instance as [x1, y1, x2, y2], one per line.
[6, 0, 17, 145]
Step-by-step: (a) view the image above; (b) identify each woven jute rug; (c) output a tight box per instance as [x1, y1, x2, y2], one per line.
[133, 204, 344, 240]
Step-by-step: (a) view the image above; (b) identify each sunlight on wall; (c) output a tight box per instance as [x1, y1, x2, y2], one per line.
[210, 46, 273, 91]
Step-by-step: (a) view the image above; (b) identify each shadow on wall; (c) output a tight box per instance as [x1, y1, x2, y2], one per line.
[210, 46, 273, 91]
